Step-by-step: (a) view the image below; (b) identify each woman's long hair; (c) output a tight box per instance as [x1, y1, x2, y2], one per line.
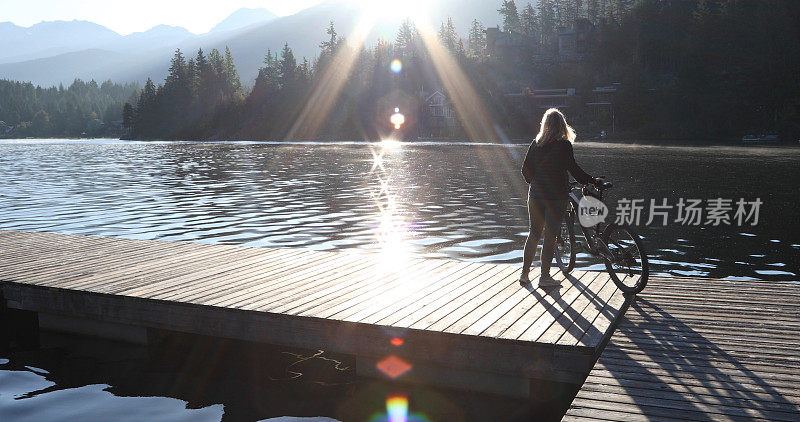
[534, 108, 576, 146]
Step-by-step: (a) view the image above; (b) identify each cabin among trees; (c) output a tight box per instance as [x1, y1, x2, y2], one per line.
[419, 90, 457, 138]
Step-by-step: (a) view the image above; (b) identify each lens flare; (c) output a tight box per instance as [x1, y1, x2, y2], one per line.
[390, 59, 402, 74]
[390, 337, 404, 346]
[387, 394, 408, 422]
[390, 108, 405, 129]
[376, 355, 412, 379]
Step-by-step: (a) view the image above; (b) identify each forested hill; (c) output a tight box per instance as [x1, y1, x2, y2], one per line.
[124, 1, 800, 143]
[0, 79, 139, 138]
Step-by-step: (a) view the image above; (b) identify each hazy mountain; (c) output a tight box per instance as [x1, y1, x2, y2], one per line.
[0, 49, 126, 85]
[0, 0, 502, 86]
[112, 25, 194, 51]
[0, 20, 120, 64]
[210, 8, 279, 33]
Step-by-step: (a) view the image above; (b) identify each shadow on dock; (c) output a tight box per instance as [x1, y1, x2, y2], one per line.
[564, 277, 800, 420]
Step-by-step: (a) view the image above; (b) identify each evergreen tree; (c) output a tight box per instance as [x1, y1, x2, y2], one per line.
[279, 42, 297, 87]
[122, 102, 134, 130]
[555, 0, 570, 26]
[438, 17, 459, 53]
[538, 0, 557, 47]
[223, 46, 243, 100]
[208, 48, 225, 105]
[165, 49, 188, 90]
[395, 19, 418, 57]
[133, 78, 157, 136]
[520, 3, 538, 36]
[498, 0, 521, 33]
[32, 110, 50, 136]
[319, 21, 340, 56]
[253, 49, 280, 97]
[587, 0, 600, 23]
[194, 48, 212, 107]
[467, 19, 486, 59]
[298, 57, 311, 82]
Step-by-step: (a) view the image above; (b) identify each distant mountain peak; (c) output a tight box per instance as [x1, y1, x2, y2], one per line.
[133, 24, 193, 36]
[210, 7, 278, 33]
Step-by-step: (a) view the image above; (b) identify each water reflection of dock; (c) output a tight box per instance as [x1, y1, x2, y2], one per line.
[0, 229, 631, 399]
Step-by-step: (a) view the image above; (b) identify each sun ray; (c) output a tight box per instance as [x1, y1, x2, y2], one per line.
[285, 16, 377, 140]
[414, 20, 499, 143]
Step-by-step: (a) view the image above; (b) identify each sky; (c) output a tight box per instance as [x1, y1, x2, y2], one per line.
[0, 0, 325, 35]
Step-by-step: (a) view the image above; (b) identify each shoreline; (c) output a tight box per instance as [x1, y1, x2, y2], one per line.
[3, 136, 799, 149]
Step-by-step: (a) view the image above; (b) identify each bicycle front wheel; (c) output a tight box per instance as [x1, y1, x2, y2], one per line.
[601, 224, 649, 294]
[555, 206, 577, 275]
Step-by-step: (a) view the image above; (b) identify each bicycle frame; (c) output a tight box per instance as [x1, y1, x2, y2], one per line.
[566, 183, 608, 256]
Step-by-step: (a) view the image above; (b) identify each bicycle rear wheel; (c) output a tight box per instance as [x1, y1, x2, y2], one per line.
[555, 206, 576, 274]
[601, 224, 649, 294]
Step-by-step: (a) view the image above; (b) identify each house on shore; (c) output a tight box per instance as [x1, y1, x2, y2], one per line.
[419, 90, 457, 138]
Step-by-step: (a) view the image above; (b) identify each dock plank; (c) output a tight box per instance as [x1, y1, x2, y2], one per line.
[563, 276, 800, 421]
[0, 229, 633, 395]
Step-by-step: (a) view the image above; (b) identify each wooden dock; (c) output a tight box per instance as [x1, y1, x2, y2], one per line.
[0, 229, 631, 398]
[563, 276, 800, 421]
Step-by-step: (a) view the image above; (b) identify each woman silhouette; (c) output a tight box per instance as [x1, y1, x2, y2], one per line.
[520, 108, 601, 287]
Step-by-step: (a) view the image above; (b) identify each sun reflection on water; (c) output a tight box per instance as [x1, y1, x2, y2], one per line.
[367, 142, 413, 274]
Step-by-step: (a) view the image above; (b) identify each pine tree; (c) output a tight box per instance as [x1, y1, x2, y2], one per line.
[467, 19, 487, 59]
[133, 78, 157, 135]
[194, 48, 211, 106]
[587, 0, 599, 24]
[521, 3, 538, 36]
[555, 0, 570, 26]
[396, 19, 418, 57]
[122, 102, 134, 130]
[223, 46, 243, 101]
[279, 42, 297, 87]
[298, 57, 311, 82]
[438, 17, 459, 53]
[207, 48, 225, 105]
[165, 49, 188, 90]
[538, 0, 557, 47]
[319, 21, 340, 56]
[253, 49, 280, 96]
[186, 58, 196, 97]
[164, 48, 192, 115]
[498, 0, 521, 33]
[32, 109, 50, 136]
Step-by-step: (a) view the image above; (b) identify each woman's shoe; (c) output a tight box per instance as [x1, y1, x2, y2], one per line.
[538, 273, 561, 287]
[519, 272, 530, 286]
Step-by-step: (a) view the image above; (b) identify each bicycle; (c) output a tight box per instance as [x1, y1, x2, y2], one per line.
[554, 178, 649, 294]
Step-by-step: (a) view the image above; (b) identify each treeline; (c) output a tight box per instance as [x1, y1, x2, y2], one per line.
[125, 22, 445, 140]
[126, 0, 800, 143]
[0, 79, 139, 138]
[590, 0, 800, 140]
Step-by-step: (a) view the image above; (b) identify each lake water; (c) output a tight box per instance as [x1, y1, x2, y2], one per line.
[1, 138, 799, 421]
[1, 139, 798, 280]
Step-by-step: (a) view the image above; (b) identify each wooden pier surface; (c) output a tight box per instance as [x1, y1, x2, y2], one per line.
[563, 276, 800, 421]
[0, 229, 631, 397]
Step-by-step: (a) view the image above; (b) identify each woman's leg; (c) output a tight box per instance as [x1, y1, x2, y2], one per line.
[522, 195, 546, 276]
[540, 199, 568, 276]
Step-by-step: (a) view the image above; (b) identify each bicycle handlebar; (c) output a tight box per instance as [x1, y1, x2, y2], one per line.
[570, 178, 613, 190]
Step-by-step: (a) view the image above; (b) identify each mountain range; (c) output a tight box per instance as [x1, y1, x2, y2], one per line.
[0, 1, 502, 87]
